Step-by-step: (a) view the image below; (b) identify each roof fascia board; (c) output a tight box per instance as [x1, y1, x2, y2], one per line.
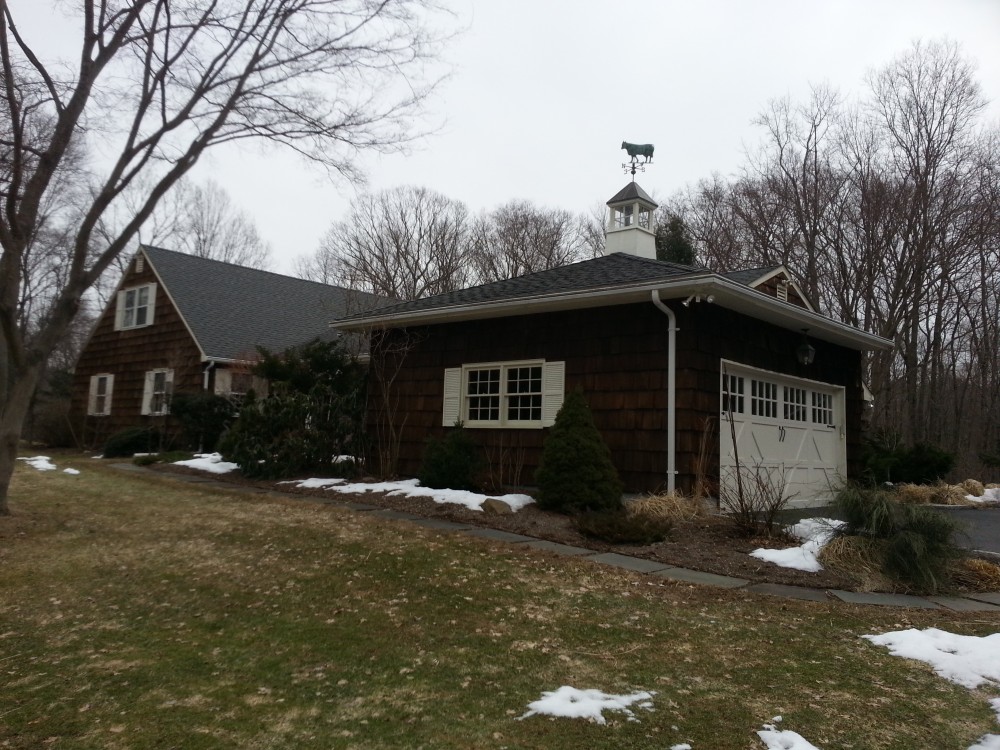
[743, 265, 816, 314]
[334, 274, 891, 351]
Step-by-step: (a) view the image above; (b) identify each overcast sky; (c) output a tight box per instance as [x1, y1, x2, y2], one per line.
[19, 0, 1000, 275]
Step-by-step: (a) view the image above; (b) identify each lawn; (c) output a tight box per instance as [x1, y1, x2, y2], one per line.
[1, 458, 997, 749]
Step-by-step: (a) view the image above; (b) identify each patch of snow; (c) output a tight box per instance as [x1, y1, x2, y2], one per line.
[757, 722, 821, 750]
[172, 453, 239, 474]
[862, 628, 1000, 690]
[18, 456, 57, 471]
[279, 477, 346, 489]
[749, 518, 844, 572]
[283, 476, 535, 512]
[670, 744, 692, 750]
[63, 468, 80, 475]
[516, 686, 655, 725]
[968, 488, 1000, 504]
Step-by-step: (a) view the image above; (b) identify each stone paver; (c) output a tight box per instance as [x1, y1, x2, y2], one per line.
[368, 509, 425, 521]
[960, 591, 1000, 606]
[745, 583, 830, 602]
[926, 596, 1000, 613]
[410, 518, 473, 532]
[651, 567, 748, 589]
[523, 540, 596, 557]
[587, 553, 672, 574]
[463, 528, 538, 543]
[827, 590, 941, 609]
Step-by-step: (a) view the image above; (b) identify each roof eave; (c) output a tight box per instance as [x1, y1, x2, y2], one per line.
[332, 274, 891, 352]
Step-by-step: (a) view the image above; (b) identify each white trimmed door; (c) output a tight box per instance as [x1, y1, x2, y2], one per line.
[720, 362, 846, 508]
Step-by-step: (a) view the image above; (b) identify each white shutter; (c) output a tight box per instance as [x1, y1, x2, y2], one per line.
[113, 291, 125, 331]
[104, 375, 114, 415]
[541, 361, 565, 427]
[214, 369, 232, 395]
[164, 369, 174, 414]
[145, 282, 157, 326]
[88, 376, 99, 415]
[140, 371, 154, 415]
[442, 368, 461, 426]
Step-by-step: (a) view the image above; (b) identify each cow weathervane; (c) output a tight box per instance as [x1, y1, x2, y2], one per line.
[621, 141, 654, 178]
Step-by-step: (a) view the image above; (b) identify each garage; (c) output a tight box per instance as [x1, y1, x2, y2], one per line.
[720, 361, 847, 508]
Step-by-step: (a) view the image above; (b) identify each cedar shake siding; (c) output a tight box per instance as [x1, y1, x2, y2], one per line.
[70, 263, 202, 448]
[369, 301, 863, 494]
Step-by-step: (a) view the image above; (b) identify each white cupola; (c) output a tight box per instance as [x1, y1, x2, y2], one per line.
[605, 181, 657, 259]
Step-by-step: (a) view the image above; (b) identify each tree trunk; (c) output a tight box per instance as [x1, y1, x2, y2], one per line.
[0, 364, 42, 515]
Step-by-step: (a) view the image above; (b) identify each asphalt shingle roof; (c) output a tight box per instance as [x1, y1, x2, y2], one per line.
[720, 266, 783, 286]
[339, 253, 708, 322]
[143, 246, 382, 360]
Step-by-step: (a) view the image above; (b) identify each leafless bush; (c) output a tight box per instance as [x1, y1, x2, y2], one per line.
[719, 461, 795, 537]
[482, 434, 527, 492]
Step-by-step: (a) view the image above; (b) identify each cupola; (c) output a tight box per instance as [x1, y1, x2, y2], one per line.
[605, 181, 657, 259]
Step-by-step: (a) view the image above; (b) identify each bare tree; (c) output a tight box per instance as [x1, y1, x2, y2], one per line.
[300, 185, 471, 300]
[469, 200, 584, 283]
[0, 0, 449, 514]
[143, 178, 272, 269]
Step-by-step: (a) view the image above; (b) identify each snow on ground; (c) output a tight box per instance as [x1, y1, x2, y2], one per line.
[279, 476, 535, 512]
[516, 686, 655, 724]
[749, 518, 844, 572]
[757, 716, 820, 750]
[172, 453, 240, 474]
[18, 455, 57, 471]
[968, 488, 1000, 504]
[864, 628, 1000, 750]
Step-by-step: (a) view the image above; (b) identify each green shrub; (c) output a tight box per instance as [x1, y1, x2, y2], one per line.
[103, 427, 161, 458]
[861, 431, 955, 484]
[573, 509, 672, 544]
[219, 340, 366, 480]
[170, 392, 235, 452]
[834, 483, 964, 593]
[534, 391, 623, 514]
[418, 426, 482, 491]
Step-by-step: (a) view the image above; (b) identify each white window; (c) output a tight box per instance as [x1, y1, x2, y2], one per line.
[783, 385, 808, 422]
[721, 373, 744, 416]
[87, 374, 114, 416]
[812, 391, 834, 426]
[141, 369, 173, 415]
[114, 283, 156, 330]
[613, 204, 633, 228]
[750, 379, 778, 418]
[442, 360, 565, 428]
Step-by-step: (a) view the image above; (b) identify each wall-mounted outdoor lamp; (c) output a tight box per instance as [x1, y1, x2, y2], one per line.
[797, 329, 816, 366]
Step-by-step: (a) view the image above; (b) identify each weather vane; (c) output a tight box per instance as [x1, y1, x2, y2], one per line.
[621, 141, 654, 179]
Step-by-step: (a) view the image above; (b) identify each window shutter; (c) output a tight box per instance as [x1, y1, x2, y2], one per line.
[88, 376, 99, 415]
[104, 375, 114, 415]
[146, 283, 157, 326]
[164, 369, 174, 414]
[113, 291, 125, 331]
[140, 371, 154, 415]
[541, 361, 565, 427]
[442, 367, 461, 426]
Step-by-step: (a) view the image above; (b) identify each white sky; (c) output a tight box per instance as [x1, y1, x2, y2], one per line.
[14, 1, 1000, 274]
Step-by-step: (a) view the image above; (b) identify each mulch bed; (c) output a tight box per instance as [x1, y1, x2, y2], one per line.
[152, 464, 855, 590]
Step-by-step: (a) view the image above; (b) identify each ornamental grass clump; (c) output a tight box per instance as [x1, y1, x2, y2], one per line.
[833, 483, 964, 594]
[534, 391, 623, 514]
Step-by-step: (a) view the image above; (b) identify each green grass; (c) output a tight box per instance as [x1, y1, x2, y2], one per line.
[0, 457, 997, 749]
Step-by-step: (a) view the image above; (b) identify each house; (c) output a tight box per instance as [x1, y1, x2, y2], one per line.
[70, 245, 379, 448]
[332, 182, 891, 507]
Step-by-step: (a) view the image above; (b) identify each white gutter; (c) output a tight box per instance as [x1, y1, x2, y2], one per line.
[650, 290, 677, 494]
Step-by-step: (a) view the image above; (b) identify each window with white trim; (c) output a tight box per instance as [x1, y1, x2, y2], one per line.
[87, 374, 114, 416]
[442, 360, 564, 428]
[722, 373, 744, 416]
[115, 283, 156, 330]
[783, 385, 807, 422]
[142, 369, 173, 415]
[812, 391, 834, 426]
[750, 379, 777, 418]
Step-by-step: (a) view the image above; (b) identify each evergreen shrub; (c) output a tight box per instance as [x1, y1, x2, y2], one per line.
[103, 427, 161, 458]
[862, 431, 955, 484]
[534, 391, 623, 514]
[418, 426, 482, 491]
[170, 392, 234, 452]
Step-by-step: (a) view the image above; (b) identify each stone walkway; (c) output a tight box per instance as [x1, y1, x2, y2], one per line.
[118, 464, 1000, 612]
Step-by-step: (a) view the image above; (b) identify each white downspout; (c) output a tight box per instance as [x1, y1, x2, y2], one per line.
[651, 290, 677, 494]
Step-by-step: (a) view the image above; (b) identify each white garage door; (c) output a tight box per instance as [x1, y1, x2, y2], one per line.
[719, 361, 846, 508]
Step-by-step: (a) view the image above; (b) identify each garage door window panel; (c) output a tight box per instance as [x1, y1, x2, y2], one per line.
[783, 386, 807, 422]
[751, 379, 778, 419]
